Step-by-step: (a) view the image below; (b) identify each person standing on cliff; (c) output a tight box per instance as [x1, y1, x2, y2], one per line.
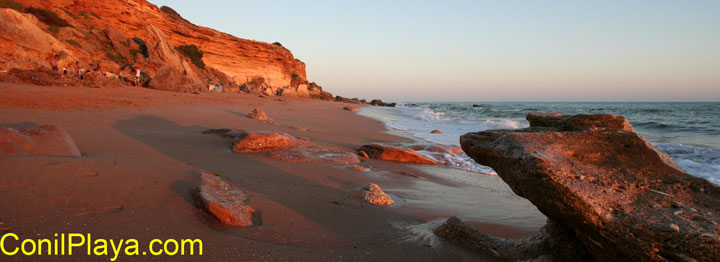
[49, 54, 59, 71]
[134, 67, 142, 87]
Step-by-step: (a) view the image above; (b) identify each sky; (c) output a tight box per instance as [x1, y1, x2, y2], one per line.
[148, 0, 720, 102]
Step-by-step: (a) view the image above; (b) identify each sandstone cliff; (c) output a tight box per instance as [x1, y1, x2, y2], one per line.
[0, 0, 319, 95]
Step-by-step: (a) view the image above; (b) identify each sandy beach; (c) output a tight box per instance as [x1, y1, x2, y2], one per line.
[0, 82, 544, 261]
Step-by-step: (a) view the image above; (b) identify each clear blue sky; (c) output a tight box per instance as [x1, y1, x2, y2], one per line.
[149, 0, 720, 102]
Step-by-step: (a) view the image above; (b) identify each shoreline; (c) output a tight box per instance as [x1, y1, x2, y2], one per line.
[0, 82, 542, 261]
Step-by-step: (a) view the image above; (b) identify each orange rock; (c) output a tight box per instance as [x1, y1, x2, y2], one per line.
[363, 183, 393, 206]
[0, 125, 81, 157]
[430, 130, 443, 134]
[232, 132, 302, 152]
[247, 108, 271, 121]
[197, 172, 255, 226]
[358, 144, 443, 165]
[343, 106, 358, 112]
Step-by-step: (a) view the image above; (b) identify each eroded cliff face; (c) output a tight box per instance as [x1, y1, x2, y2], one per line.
[2, 0, 308, 91]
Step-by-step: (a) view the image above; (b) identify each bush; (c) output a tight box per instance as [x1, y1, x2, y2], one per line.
[65, 40, 81, 47]
[90, 12, 100, 19]
[60, 8, 77, 19]
[24, 7, 71, 27]
[78, 10, 89, 19]
[47, 26, 59, 35]
[272, 42, 283, 47]
[175, 44, 205, 69]
[131, 37, 149, 58]
[106, 52, 127, 66]
[0, 0, 24, 12]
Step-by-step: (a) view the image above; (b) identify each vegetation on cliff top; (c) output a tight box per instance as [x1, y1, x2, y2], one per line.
[0, 0, 24, 12]
[160, 6, 193, 25]
[24, 7, 71, 27]
[176, 44, 206, 69]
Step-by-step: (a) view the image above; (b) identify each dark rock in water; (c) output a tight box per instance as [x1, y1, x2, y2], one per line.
[359, 144, 444, 165]
[472, 104, 483, 107]
[430, 129, 443, 134]
[369, 99, 396, 107]
[434, 217, 588, 261]
[267, 144, 360, 165]
[343, 106, 358, 112]
[458, 113, 720, 261]
[197, 171, 255, 226]
[0, 125, 81, 157]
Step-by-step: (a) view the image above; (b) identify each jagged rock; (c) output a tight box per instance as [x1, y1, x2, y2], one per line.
[434, 217, 587, 261]
[459, 113, 720, 261]
[0, 125, 81, 157]
[358, 144, 444, 165]
[369, 99, 396, 107]
[149, 64, 204, 92]
[232, 131, 303, 152]
[197, 171, 255, 226]
[343, 106, 358, 112]
[430, 130, 443, 134]
[247, 108, 271, 121]
[363, 183, 394, 206]
[335, 96, 363, 104]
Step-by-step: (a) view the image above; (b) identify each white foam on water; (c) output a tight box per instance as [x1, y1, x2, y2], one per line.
[360, 104, 720, 186]
[655, 143, 720, 186]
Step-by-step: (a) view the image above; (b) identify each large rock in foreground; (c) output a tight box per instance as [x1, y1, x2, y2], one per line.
[0, 126, 81, 157]
[197, 171, 255, 226]
[459, 113, 720, 261]
[363, 183, 394, 206]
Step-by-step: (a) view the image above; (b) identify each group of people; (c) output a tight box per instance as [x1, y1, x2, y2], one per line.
[49, 53, 145, 87]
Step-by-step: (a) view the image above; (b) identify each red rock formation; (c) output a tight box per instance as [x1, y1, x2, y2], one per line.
[342, 106, 358, 112]
[458, 113, 720, 261]
[232, 132, 303, 153]
[197, 171, 255, 226]
[3, 0, 334, 95]
[0, 125, 81, 157]
[358, 144, 444, 165]
[363, 183, 394, 206]
[247, 108, 271, 121]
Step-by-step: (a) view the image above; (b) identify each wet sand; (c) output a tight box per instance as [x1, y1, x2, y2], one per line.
[0, 83, 544, 261]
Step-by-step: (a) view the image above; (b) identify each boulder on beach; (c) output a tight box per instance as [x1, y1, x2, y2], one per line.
[0, 125, 81, 157]
[358, 144, 444, 165]
[231, 131, 304, 152]
[197, 172, 255, 226]
[363, 183, 394, 206]
[343, 106, 358, 112]
[456, 113, 720, 261]
[247, 108, 271, 121]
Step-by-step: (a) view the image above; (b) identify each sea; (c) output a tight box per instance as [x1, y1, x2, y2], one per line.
[359, 102, 720, 186]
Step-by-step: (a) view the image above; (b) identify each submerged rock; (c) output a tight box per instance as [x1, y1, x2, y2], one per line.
[430, 129, 443, 134]
[359, 144, 444, 165]
[197, 172, 255, 226]
[363, 183, 394, 206]
[247, 108, 271, 121]
[267, 145, 360, 165]
[458, 113, 720, 261]
[343, 106, 358, 112]
[0, 125, 81, 157]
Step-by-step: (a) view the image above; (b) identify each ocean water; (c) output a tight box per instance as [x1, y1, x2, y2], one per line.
[359, 102, 720, 186]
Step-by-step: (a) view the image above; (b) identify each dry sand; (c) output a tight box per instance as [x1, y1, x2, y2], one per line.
[0, 83, 543, 261]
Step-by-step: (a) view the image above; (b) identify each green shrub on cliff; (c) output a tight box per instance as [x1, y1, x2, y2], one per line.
[106, 52, 128, 66]
[66, 40, 81, 48]
[60, 8, 77, 19]
[47, 26, 59, 36]
[176, 44, 205, 69]
[24, 7, 71, 27]
[0, 0, 24, 12]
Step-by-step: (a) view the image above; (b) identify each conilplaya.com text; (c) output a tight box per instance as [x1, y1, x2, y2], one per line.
[1, 233, 203, 261]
